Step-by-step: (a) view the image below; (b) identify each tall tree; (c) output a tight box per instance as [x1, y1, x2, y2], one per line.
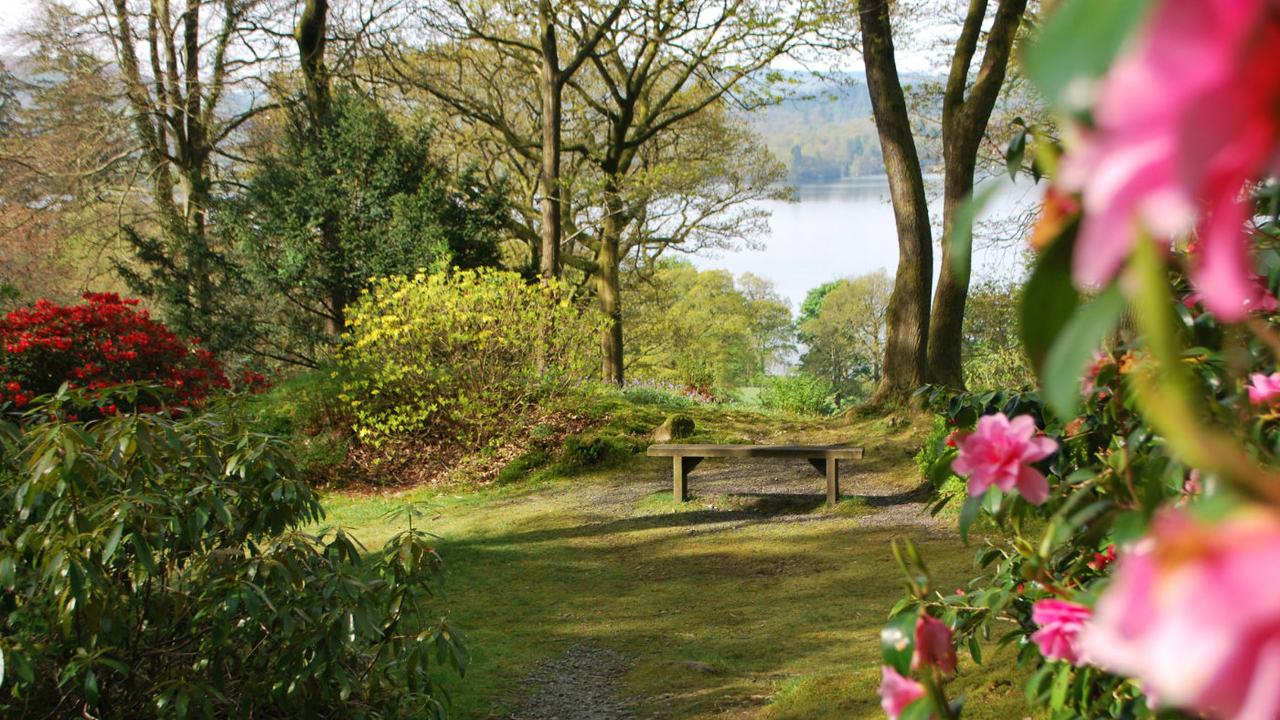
[224, 92, 506, 366]
[0, 4, 139, 304]
[857, 0, 1029, 400]
[567, 0, 810, 383]
[100, 0, 278, 348]
[927, 0, 1028, 388]
[858, 0, 933, 403]
[294, 0, 351, 335]
[400, 0, 627, 279]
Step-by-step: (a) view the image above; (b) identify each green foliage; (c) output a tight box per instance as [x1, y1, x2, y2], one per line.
[625, 262, 794, 390]
[496, 449, 550, 484]
[221, 90, 507, 364]
[560, 433, 637, 469]
[798, 271, 891, 402]
[620, 384, 697, 409]
[796, 280, 839, 328]
[0, 390, 466, 718]
[962, 280, 1036, 391]
[758, 374, 835, 416]
[340, 268, 604, 445]
[232, 369, 353, 483]
[913, 415, 952, 483]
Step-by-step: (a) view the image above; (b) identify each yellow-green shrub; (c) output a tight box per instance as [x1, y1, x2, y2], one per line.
[340, 269, 603, 444]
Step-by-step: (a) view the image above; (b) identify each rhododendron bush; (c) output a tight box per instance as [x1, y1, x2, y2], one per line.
[879, 0, 1280, 718]
[0, 292, 227, 410]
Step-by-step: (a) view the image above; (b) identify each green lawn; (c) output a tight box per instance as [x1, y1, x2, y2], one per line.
[319, 404, 1031, 719]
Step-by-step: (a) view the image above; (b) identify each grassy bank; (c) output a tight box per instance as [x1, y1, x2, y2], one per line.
[318, 396, 1030, 719]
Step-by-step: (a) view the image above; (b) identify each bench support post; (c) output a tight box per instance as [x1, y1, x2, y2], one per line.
[673, 456, 702, 502]
[807, 458, 840, 506]
[826, 458, 840, 506]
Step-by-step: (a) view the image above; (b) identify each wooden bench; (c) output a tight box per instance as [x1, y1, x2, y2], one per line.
[646, 444, 866, 506]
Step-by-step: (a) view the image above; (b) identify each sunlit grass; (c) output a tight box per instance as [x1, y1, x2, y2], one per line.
[319, 398, 1033, 719]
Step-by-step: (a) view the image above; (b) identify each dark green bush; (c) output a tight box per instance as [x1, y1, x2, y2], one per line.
[561, 434, 636, 469]
[235, 369, 353, 483]
[0, 389, 466, 718]
[497, 449, 550, 484]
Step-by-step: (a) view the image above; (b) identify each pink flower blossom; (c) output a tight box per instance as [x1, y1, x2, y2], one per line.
[1031, 599, 1092, 665]
[1184, 469, 1203, 497]
[1058, 0, 1280, 321]
[879, 665, 926, 719]
[1247, 372, 1280, 405]
[1081, 351, 1113, 398]
[1083, 509, 1280, 720]
[913, 614, 957, 675]
[951, 413, 1059, 505]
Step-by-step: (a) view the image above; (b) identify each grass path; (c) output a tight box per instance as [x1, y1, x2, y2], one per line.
[321, 409, 1029, 719]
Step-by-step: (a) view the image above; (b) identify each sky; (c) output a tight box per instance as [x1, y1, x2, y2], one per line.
[0, 0, 33, 37]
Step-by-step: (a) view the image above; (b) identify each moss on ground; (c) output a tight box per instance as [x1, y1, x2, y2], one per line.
[318, 394, 1033, 719]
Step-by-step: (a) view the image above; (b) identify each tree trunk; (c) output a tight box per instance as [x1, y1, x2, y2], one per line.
[296, 0, 345, 336]
[598, 202, 624, 384]
[538, 0, 562, 280]
[859, 0, 933, 405]
[927, 0, 1027, 389]
[927, 151, 977, 389]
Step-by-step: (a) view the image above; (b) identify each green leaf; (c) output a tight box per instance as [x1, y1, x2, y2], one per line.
[101, 522, 125, 563]
[1049, 662, 1072, 708]
[880, 610, 917, 675]
[131, 533, 157, 574]
[1021, 229, 1080, 372]
[949, 183, 1002, 281]
[1023, 0, 1155, 111]
[899, 697, 933, 720]
[1006, 130, 1028, 181]
[1042, 284, 1127, 420]
[0, 555, 14, 589]
[84, 667, 99, 706]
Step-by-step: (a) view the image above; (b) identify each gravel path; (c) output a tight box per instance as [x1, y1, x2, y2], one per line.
[514, 644, 635, 720]
[502, 455, 950, 718]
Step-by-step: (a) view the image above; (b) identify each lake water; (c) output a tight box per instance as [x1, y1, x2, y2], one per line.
[689, 175, 1044, 310]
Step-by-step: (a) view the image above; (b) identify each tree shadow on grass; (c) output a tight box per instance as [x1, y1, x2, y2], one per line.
[450, 484, 932, 549]
[854, 481, 933, 507]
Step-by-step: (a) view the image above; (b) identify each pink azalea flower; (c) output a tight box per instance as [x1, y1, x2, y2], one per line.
[912, 614, 957, 675]
[1184, 469, 1203, 497]
[1246, 372, 1280, 405]
[1083, 509, 1280, 720]
[879, 665, 927, 720]
[951, 413, 1059, 505]
[1031, 599, 1092, 665]
[1058, 0, 1280, 321]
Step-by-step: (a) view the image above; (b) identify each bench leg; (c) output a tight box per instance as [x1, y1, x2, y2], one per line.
[826, 459, 840, 506]
[673, 456, 702, 502]
[807, 459, 839, 506]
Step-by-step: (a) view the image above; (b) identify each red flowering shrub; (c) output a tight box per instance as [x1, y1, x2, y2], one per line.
[0, 292, 228, 409]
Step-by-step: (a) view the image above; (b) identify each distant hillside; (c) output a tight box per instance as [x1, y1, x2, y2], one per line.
[749, 71, 942, 183]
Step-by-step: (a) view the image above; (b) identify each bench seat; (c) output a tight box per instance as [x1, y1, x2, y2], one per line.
[646, 444, 865, 505]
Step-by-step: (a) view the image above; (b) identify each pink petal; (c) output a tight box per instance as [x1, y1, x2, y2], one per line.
[1192, 197, 1255, 321]
[1016, 465, 1050, 505]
